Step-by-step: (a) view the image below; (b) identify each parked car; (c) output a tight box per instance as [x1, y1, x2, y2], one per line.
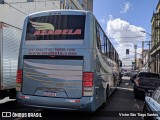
[123, 72, 130, 77]
[143, 86, 160, 120]
[133, 72, 160, 98]
[130, 73, 137, 83]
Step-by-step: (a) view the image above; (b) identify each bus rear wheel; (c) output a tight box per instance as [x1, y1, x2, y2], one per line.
[101, 87, 109, 108]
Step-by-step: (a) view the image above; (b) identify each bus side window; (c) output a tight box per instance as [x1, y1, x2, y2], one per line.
[96, 23, 106, 54]
[108, 41, 111, 58]
[99, 28, 105, 53]
[104, 35, 107, 55]
[96, 25, 101, 51]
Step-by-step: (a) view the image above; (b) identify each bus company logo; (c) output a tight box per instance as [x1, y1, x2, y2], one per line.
[30, 21, 82, 36]
[2, 112, 11, 117]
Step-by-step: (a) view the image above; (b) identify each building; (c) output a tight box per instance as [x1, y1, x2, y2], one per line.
[141, 49, 149, 72]
[60, 0, 93, 12]
[0, 0, 93, 28]
[150, 1, 160, 74]
[136, 58, 143, 71]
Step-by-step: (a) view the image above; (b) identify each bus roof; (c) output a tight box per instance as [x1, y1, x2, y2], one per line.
[28, 10, 91, 18]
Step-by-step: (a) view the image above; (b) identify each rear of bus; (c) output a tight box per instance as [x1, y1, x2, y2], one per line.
[16, 10, 96, 111]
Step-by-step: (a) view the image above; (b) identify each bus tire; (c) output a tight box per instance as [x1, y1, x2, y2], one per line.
[101, 87, 108, 109]
[101, 99, 106, 109]
[106, 86, 109, 98]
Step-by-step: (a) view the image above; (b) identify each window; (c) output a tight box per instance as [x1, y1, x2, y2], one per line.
[95, 21, 119, 63]
[104, 36, 107, 54]
[108, 41, 111, 58]
[99, 28, 105, 53]
[106, 39, 109, 57]
[26, 15, 85, 40]
[153, 89, 160, 101]
[138, 72, 160, 78]
[111, 45, 114, 60]
[96, 25, 101, 51]
[96, 24, 107, 54]
[60, 2, 63, 9]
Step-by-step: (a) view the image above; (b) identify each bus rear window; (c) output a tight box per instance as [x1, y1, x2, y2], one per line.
[26, 15, 85, 40]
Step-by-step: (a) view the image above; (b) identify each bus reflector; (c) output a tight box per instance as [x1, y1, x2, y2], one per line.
[83, 72, 94, 96]
[20, 95, 29, 99]
[69, 99, 80, 103]
[16, 70, 22, 91]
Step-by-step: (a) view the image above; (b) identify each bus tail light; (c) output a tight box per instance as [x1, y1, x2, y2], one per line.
[82, 72, 94, 96]
[16, 70, 23, 91]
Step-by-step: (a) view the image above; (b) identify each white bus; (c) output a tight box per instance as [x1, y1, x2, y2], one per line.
[16, 10, 120, 112]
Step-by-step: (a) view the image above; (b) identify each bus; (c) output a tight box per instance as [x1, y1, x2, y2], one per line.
[16, 10, 120, 112]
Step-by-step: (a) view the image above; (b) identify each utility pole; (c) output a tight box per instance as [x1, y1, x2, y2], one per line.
[148, 41, 151, 72]
[134, 44, 137, 70]
[142, 40, 144, 58]
[140, 31, 153, 72]
[142, 40, 151, 72]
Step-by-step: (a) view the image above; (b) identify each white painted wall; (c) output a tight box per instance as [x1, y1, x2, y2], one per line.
[0, 1, 60, 28]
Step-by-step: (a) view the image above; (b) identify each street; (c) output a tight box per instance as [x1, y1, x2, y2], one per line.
[0, 1, 160, 120]
[0, 77, 145, 120]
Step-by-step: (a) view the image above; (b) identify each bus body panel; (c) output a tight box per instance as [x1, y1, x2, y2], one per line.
[22, 59, 83, 98]
[17, 92, 95, 112]
[17, 10, 119, 112]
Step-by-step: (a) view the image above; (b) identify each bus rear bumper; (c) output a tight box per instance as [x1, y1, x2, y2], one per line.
[17, 92, 95, 112]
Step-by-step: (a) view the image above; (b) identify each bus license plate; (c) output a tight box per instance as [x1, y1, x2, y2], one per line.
[44, 91, 56, 97]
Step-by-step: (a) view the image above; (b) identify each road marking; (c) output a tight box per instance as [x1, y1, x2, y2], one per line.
[134, 98, 140, 109]
[117, 86, 133, 91]
[133, 98, 144, 120]
[0, 97, 16, 104]
[33, 109, 42, 112]
[14, 109, 42, 120]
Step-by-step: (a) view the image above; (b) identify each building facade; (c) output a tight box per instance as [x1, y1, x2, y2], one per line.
[60, 0, 93, 12]
[136, 58, 143, 71]
[141, 49, 149, 72]
[150, 1, 160, 74]
[0, 0, 93, 28]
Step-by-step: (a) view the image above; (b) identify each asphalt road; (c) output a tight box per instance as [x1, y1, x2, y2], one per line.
[0, 77, 145, 120]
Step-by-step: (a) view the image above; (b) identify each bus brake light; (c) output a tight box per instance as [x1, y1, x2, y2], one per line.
[83, 72, 94, 96]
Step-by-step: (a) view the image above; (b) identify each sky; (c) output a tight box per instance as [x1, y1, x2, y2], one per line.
[93, 0, 159, 66]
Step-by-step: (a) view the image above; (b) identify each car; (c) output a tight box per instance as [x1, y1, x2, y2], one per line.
[130, 73, 137, 83]
[123, 72, 130, 77]
[133, 72, 160, 98]
[143, 86, 160, 120]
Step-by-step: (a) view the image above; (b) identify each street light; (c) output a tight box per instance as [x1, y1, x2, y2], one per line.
[134, 44, 137, 70]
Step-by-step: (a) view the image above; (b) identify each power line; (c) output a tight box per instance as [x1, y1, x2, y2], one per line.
[4, 2, 28, 15]
[5, 0, 59, 4]
[3, 0, 59, 15]
[108, 36, 151, 39]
